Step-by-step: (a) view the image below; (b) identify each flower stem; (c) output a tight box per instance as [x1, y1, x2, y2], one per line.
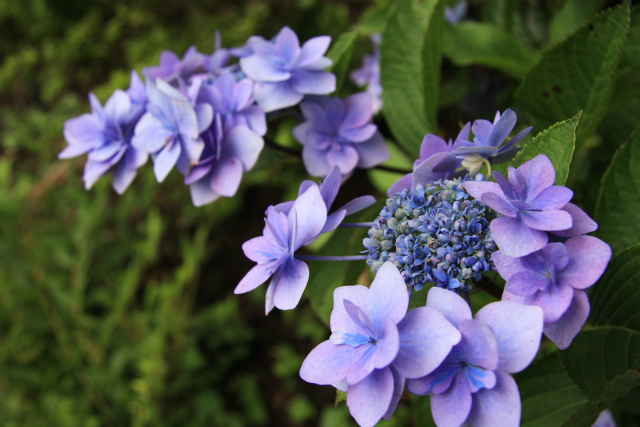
[294, 254, 369, 262]
[373, 164, 412, 174]
[339, 222, 375, 228]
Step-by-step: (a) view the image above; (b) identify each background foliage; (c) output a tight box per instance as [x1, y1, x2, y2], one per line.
[1, 0, 640, 426]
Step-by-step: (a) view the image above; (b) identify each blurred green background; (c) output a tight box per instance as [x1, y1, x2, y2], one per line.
[0, 1, 390, 426]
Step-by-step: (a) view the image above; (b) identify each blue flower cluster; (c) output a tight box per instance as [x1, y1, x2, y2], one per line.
[364, 177, 497, 293]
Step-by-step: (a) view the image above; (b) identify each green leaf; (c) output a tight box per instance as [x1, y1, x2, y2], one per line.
[443, 22, 535, 78]
[422, 0, 445, 128]
[560, 245, 640, 403]
[515, 3, 630, 143]
[595, 128, 640, 254]
[327, 31, 358, 95]
[514, 353, 587, 427]
[549, 0, 606, 43]
[610, 5, 640, 106]
[381, 0, 440, 155]
[509, 111, 581, 186]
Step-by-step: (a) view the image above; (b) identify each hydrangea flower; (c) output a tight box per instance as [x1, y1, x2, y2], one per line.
[463, 154, 574, 257]
[59, 71, 148, 194]
[184, 115, 263, 206]
[350, 33, 383, 114]
[434, 109, 532, 176]
[387, 124, 472, 196]
[300, 262, 461, 427]
[132, 79, 213, 182]
[234, 185, 327, 314]
[293, 93, 389, 176]
[592, 410, 616, 427]
[407, 287, 543, 427]
[493, 236, 611, 349]
[145, 46, 207, 83]
[445, 1, 468, 24]
[273, 165, 376, 238]
[239, 26, 336, 112]
[365, 177, 497, 293]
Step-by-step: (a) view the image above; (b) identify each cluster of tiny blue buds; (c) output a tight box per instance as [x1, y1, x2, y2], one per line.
[364, 176, 498, 294]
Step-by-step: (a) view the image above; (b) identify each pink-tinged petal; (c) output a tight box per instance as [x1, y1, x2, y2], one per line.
[290, 70, 336, 95]
[420, 134, 450, 161]
[528, 282, 574, 323]
[347, 367, 394, 427]
[505, 270, 549, 297]
[553, 203, 598, 237]
[289, 185, 327, 248]
[296, 35, 331, 68]
[521, 209, 573, 231]
[426, 286, 472, 328]
[112, 162, 136, 195]
[153, 141, 181, 182]
[208, 156, 243, 197]
[393, 306, 461, 379]
[431, 373, 473, 427]
[240, 55, 292, 82]
[253, 80, 303, 113]
[372, 319, 400, 369]
[326, 144, 359, 175]
[355, 132, 390, 168]
[468, 371, 521, 427]
[529, 186, 574, 210]
[475, 301, 543, 374]
[299, 341, 359, 386]
[366, 262, 409, 331]
[462, 180, 506, 202]
[302, 146, 332, 177]
[560, 236, 612, 290]
[481, 192, 518, 217]
[335, 195, 377, 216]
[339, 123, 377, 143]
[189, 177, 220, 207]
[457, 320, 500, 371]
[543, 289, 590, 349]
[387, 174, 413, 197]
[222, 125, 264, 170]
[491, 216, 548, 258]
[234, 262, 274, 294]
[491, 250, 522, 281]
[383, 366, 405, 421]
[341, 92, 374, 129]
[319, 165, 341, 209]
[272, 257, 309, 310]
[517, 154, 556, 202]
[330, 285, 370, 334]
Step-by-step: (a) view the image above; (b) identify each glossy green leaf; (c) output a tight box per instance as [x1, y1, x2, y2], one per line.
[510, 111, 581, 186]
[443, 22, 535, 78]
[327, 31, 358, 94]
[380, 0, 439, 155]
[595, 129, 640, 254]
[515, 4, 630, 142]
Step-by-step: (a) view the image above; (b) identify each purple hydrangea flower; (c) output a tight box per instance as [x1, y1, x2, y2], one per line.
[434, 109, 532, 176]
[445, 1, 468, 24]
[274, 165, 376, 239]
[407, 287, 543, 427]
[300, 262, 461, 427]
[463, 154, 574, 257]
[235, 185, 327, 314]
[145, 46, 207, 83]
[293, 93, 390, 176]
[239, 26, 336, 112]
[387, 124, 471, 196]
[350, 33, 383, 114]
[493, 236, 611, 349]
[592, 410, 616, 427]
[59, 71, 148, 194]
[132, 79, 213, 182]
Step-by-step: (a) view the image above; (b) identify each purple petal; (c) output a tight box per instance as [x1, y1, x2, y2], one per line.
[153, 141, 181, 182]
[253, 80, 303, 113]
[518, 154, 556, 202]
[299, 340, 359, 386]
[553, 203, 598, 237]
[529, 186, 574, 210]
[289, 185, 327, 248]
[222, 125, 264, 170]
[272, 257, 309, 310]
[299, 101, 332, 132]
[194, 103, 213, 134]
[393, 306, 461, 379]
[112, 162, 137, 195]
[372, 319, 400, 369]
[491, 250, 522, 281]
[383, 367, 405, 421]
[462, 180, 505, 203]
[104, 89, 132, 124]
[335, 195, 377, 216]
[61, 114, 100, 152]
[500, 126, 533, 152]
[83, 160, 113, 189]
[475, 301, 543, 374]
[330, 285, 371, 337]
[319, 209, 347, 236]
[481, 193, 518, 217]
[387, 174, 413, 197]
[319, 165, 341, 209]
[412, 152, 449, 188]
[420, 134, 450, 161]
[406, 361, 460, 395]
[326, 144, 359, 175]
[290, 70, 336, 95]
[487, 108, 517, 147]
[347, 367, 394, 427]
[521, 209, 573, 231]
[426, 286, 472, 328]
[560, 236, 611, 290]
[184, 158, 213, 185]
[302, 146, 332, 177]
[505, 270, 549, 297]
[528, 281, 574, 323]
[234, 262, 274, 294]
[274, 26, 301, 63]
[240, 55, 292, 82]
[88, 142, 123, 162]
[472, 119, 493, 146]
[339, 123, 377, 143]
[296, 35, 331, 68]
[431, 373, 473, 427]
[355, 132, 390, 168]
[189, 177, 220, 207]
[341, 92, 374, 129]
[468, 370, 521, 427]
[456, 320, 499, 371]
[491, 216, 548, 258]
[208, 156, 243, 197]
[365, 262, 409, 332]
[543, 289, 590, 350]
[240, 105, 267, 136]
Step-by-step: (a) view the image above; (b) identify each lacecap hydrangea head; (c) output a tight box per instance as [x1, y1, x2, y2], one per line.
[364, 176, 498, 294]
